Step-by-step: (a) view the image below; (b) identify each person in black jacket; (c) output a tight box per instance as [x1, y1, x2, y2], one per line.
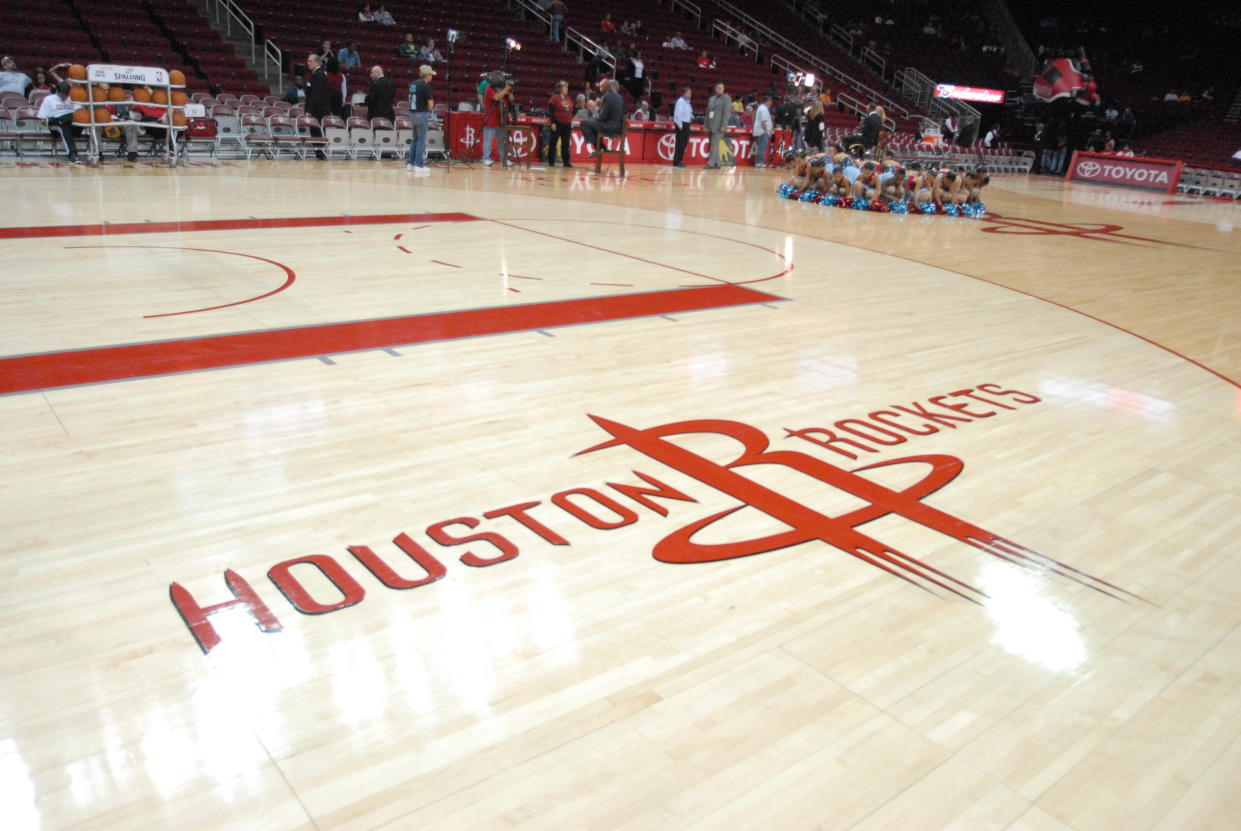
[837, 105, 885, 157]
[580, 78, 624, 156]
[306, 54, 331, 159]
[364, 65, 394, 122]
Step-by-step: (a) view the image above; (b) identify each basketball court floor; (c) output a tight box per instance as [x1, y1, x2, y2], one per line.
[2, 158, 1240, 830]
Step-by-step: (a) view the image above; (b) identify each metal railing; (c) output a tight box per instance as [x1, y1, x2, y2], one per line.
[894, 67, 980, 137]
[509, 0, 615, 74]
[668, 0, 702, 26]
[830, 25, 854, 53]
[767, 50, 909, 120]
[712, 0, 911, 118]
[201, 0, 281, 85]
[711, 19, 757, 57]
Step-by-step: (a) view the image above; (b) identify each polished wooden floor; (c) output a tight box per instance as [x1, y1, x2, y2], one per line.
[2, 157, 1240, 831]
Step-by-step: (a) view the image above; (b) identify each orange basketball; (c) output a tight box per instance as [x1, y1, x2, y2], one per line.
[169, 70, 186, 86]
[172, 112, 187, 126]
[72, 108, 91, 123]
[69, 86, 88, 102]
[132, 87, 151, 103]
[108, 87, 127, 102]
[93, 107, 112, 123]
[171, 91, 187, 106]
[68, 64, 87, 80]
[152, 89, 168, 105]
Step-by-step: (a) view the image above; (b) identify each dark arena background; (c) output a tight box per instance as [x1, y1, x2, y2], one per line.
[2, 0, 1240, 828]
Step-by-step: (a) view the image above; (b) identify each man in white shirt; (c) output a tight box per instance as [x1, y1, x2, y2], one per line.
[374, 5, 395, 25]
[751, 95, 774, 167]
[36, 81, 82, 163]
[0, 56, 32, 95]
[663, 32, 688, 49]
[671, 86, 692, 167]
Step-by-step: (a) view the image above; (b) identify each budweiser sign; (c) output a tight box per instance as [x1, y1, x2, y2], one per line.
[1065, 151, 1182, 194]
[934, 84, 1005, 104]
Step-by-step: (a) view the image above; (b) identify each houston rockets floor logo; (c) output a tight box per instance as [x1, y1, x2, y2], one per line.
[170, 384, 1142, 653]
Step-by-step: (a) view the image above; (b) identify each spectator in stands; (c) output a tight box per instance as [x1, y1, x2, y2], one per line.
[406, 64, 434, 170]
[663, 32, 688, 49]
[626, 51, 645, 98]
[583, 52, 604, 91]
[546, 80, 573, 166]
[696, 50, 714, 69]
[358, 5, 374, 22]
[983, 125, 1000, 148]
[705, 82, 732, 169]
[481, 74, 513, 166]
[365, 65, 394, 121]
[579, 77, 623, 157]
[31, 68, 52, 94]
[620, 20, 635, 36]
[752, 94, 773, 167]
[1104, 105, 1118, 122]
[1102, 131, 1115, 153]
[600, 14, 616, 33]
[306, 53, 331, 159]
[283, 76, 306, 105]
[632, 100, 650, 121]
[399, 34, 419, 59]
[634, 20, 644, 36]
[420, 39, 444, 62]
[572, 93, 588, 118]
[0, 56, 32, 95]
[338, 42, 361, 69]
[1163, 90, 1179, 101]
[1117, 144, 1135, 157]
[671, 86, 692, 167]
[36, 81, 80, 163]
[548, 0, 567, 44]
[1120, 107, 1136, 138]
[374, 5, 395, 26]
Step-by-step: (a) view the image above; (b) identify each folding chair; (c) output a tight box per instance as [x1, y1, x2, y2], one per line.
[347, 116, 375, 160]
[268, 115, 301, 159]
[297, 115, 328, 159]
[241, 114, 274, 159]
[371, 117, 398, 159]
[322, 115, 351, 159]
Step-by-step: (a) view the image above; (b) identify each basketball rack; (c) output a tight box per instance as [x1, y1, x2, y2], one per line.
[70, 64, 187, 168]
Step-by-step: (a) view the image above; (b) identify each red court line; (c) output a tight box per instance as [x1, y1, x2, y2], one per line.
[0, 285, 783, 394]
[0, 212, 480, 240]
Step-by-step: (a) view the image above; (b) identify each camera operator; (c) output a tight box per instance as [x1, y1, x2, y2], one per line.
[481, 71, 513, 167]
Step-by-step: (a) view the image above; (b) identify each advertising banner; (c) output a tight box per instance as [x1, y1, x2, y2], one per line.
[1065, 151, 1182, 194]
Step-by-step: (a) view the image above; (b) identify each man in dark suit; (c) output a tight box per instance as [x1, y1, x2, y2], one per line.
[580, 78, 624, 156]
[306, 53, 331, 159]
[364, 65, 395, 122]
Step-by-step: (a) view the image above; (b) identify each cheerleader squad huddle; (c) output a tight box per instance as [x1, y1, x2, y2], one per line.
[777, 151, 990, 216]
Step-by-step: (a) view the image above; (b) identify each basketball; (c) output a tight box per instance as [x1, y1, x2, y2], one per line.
[108, 87, 126, 102]
[102, 124, 122, 139]
[69, 86, 88, 102]
[132, 87, 151, 103]
[172, 111, 187, 126]
[67, 64, 87, 80]
[169, 69, 186, 86]
[72, 108, 90, 123]
[171, 91, 188, 107]
[152, 89, 168, 105]
[93, 107, 112, 123]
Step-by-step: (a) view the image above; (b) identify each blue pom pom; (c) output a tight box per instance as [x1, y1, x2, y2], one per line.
[852, 198, 870, 211]
[798, 189, 821, 202]
[819, 193, 838, 206]
[944, 203, 960, 216]
[971, 201, 987, 217]
[776, 184, 794, 199]
[890, 201, 909, 214]
[919, 202, 937, 214]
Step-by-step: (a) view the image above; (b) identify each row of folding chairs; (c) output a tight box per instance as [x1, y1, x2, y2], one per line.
[1178, 168, 1241, 198]
[195, 114, 443, 161]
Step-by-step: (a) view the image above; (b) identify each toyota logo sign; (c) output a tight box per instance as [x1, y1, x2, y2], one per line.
[657, 133, 677, 161]
[1077, 160, 1102, 177]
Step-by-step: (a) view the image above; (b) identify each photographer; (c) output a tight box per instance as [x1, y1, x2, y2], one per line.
[481, 71, 513, 167]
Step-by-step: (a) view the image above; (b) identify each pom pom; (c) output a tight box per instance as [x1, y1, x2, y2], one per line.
[776, 184, 795, 199]
[818, 193, 838, 206]
[837, 197, 853, 209]
[871, 201, 890, 213]
[944, 203, 960, 217]
[851, 198, 870, 211]
[890, 201, 909, 214]
[919, 202, 937, 214]
[798, 189, 821, 202]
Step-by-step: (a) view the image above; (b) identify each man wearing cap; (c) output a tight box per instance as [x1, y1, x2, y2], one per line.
[0, 56, 32, 95]
[407, 63, 435, 170]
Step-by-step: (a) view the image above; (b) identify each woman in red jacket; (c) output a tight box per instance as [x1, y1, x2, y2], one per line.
[546, 80, 574, 167]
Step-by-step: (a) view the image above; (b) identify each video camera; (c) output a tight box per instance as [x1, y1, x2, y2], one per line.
[486, 70, 517, 89]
